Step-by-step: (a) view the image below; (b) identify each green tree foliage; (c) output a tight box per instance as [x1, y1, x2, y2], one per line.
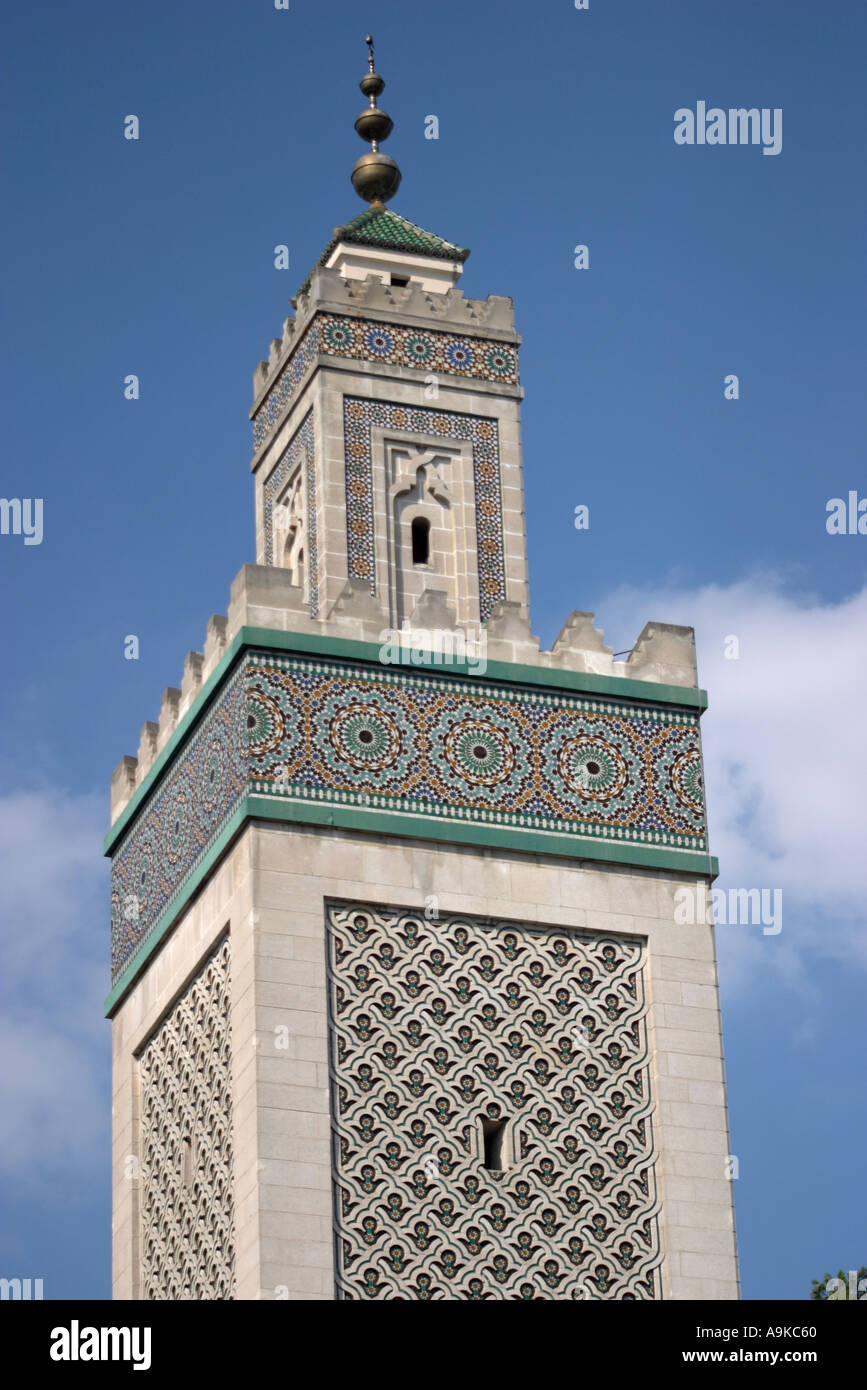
[810, 1267, 867, 1300]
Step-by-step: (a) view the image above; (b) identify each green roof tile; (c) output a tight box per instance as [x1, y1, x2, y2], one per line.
[324, 206, 470, 262]
[293, 207, 470, 302]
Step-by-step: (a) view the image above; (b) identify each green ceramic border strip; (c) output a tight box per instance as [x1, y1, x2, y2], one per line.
[105, 625, 708, 855]
[105, 791, 718, 1017]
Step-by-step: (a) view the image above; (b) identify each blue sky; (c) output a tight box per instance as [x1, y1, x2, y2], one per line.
[1, 0, 864, 1300]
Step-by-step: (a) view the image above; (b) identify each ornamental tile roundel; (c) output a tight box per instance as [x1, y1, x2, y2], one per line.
[329, 701, 403, 773]
[443, 717, 516, 788]
[668, 748, 704, 816]
[558, 735, 629, 800]
[244, 689, 285, 758]
[432, 697, 524, 800]
[326, 902, 662, 1300]
[199, 739, 226, 815]
[311, 678, 420, 795]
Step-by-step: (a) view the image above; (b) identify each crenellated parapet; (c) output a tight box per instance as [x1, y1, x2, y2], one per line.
[109, 615, 225, 824]
[108, 567, 706, 881]
[484, 603, 699, 687]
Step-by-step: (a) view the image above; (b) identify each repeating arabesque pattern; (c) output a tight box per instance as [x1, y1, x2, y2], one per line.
[319, 315, 518, 386]
[251, 311, 519, 453]
[138, 937, 235, 1300]
[247, 655, 708, 850]
[343, 397, 507, 618]
[110, 650, 708, 983]
[326, 902, 662, 1300]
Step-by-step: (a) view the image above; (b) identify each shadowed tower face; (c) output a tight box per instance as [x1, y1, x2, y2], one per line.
[106, 39, 739, 1302]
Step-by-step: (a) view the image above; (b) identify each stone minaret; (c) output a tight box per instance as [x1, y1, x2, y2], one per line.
[107, 39, 739, 1301]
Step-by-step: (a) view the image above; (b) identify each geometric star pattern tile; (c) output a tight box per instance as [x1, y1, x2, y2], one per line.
[252, 312, 519, 454]
[110, 650, 708, 983]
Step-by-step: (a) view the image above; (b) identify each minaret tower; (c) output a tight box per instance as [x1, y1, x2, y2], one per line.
[106, 39, 739, 1302]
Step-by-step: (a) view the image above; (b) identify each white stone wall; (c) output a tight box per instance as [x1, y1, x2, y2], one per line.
[110, 818, 739, 1300]
[111, 833, 259, 1300]
[245, 822, 738, 1301]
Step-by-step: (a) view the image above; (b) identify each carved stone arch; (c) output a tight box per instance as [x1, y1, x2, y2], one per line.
[274, 467, 307, 600]
[411, 514, 431, 565]
[381, 439, 463, 629]
[394, 499, 446, 629]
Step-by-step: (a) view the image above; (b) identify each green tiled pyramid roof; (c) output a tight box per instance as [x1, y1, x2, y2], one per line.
[322, 207, 470, 263]
[293, 207, 470, 302]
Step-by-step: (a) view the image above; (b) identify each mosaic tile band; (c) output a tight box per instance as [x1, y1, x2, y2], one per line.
[343, 397, 507, 619]
[252, 312, 520, 453]
[110, 665, 247, 983]
[109, 649, 709, 982]
[326, 901, 662, 1300]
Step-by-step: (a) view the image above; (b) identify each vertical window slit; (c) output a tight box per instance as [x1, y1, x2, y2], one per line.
[481, 1116, 507, 1171]
[181, 1135, 194, 1189]
[411, 517, 430, 565]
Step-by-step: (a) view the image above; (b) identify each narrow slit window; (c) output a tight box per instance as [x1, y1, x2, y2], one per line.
[411, 517, 430, 565]
[480, 1116, 507, 1171]
[181, 1135, 194, 1188]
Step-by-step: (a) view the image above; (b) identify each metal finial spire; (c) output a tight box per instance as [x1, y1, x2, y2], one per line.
[351, 35, 401, 206]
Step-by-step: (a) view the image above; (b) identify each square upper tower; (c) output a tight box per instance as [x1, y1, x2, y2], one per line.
[249, 206, 526, 632]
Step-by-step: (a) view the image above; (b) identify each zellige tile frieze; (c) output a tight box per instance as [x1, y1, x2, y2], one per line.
[109, 649, 708, 983]
[252, 312, 519, 453]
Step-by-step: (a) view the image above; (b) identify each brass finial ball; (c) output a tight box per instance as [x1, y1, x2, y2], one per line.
[351, 35, 401, 204]
[354, 106, 393, 144]
[351, 151, 402, 204]
[360, 71, 385, 99]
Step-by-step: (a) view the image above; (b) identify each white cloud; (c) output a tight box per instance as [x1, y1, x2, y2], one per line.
[0, 789, 109, 1185]
[589, 576, 867, 988]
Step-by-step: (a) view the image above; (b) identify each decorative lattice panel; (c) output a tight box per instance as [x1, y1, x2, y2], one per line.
[138, 937, 235, 1299]
[326, 903, 662, 1300]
